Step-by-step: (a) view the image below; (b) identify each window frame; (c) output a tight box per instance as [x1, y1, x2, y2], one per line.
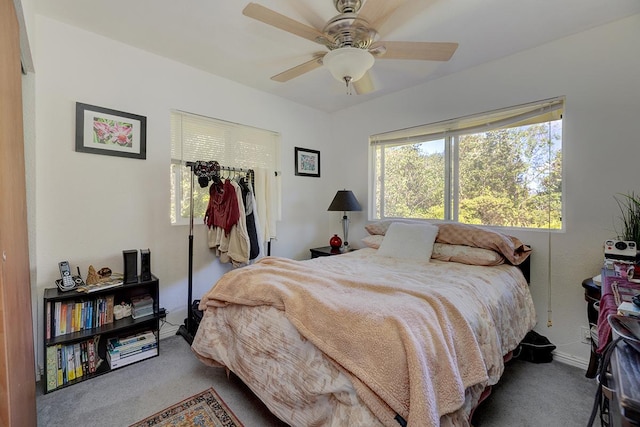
[369, 97, 564, 231]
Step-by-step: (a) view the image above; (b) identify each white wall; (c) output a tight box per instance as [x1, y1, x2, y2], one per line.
[331, 14, 640, 365]
[32, 15, 346, 371]
[31, 10, 640, 374]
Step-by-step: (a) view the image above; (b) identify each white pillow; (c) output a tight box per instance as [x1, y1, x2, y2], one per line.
[377, 222, 439, 261]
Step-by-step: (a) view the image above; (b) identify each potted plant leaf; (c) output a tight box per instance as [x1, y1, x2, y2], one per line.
[614, 192, 640, 248]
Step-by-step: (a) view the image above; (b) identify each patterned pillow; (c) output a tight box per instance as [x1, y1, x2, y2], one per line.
[364, 220, 393, 236]
[362, 235, 384, 249]
[364, 221, 529, 265]
[365, 219, 445, 236]
[431, 243, 504, 266]
[436, 223, 530, 265]
[363, 235, 504, 266]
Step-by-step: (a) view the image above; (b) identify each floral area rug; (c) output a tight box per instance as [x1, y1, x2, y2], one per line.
[129, 387, 244, 427]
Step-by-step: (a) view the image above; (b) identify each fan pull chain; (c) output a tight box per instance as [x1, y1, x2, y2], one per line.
[344, 76, 354, 95]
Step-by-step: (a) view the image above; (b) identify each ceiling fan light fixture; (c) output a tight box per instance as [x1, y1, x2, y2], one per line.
[323, 47, 374, 84]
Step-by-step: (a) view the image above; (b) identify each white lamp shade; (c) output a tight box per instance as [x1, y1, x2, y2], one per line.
[323, 47, 374, 83]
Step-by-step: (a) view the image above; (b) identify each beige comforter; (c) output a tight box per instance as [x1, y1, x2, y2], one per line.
[193, 249, 536, 426]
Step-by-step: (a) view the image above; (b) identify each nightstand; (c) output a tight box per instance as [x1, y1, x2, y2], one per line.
[310, 246, 347, 258]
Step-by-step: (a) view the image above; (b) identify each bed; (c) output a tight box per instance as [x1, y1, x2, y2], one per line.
[191, 221, 536, 426]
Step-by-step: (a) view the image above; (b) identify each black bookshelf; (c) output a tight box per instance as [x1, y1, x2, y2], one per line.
[42, 275, 160, 393]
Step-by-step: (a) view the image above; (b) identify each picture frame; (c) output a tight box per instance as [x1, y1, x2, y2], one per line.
[75, 102, 147, 159]
[294, 147, 320, 177]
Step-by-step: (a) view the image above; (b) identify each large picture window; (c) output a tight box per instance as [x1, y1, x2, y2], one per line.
[370, 98, 563, 230]
[170, 111, 280, 225]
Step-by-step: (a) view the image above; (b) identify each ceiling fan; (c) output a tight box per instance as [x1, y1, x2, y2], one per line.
[243, 0, 458, 94]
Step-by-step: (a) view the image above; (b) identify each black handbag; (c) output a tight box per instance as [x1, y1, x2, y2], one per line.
[513, 330, 556, 363]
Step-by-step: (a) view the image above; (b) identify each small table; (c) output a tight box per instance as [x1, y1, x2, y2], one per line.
[582, 277, 601, 378]
[310, 246, 349, 258]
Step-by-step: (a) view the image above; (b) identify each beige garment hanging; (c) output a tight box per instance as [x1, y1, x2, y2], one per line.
[208, 179, 251, 267]
[255, 167, 280, 243]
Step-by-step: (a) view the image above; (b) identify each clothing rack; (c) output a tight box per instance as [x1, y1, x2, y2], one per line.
[177, 161, 259, 344]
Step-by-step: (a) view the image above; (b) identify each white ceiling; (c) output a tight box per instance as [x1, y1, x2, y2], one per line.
[35, 0, 640, 113]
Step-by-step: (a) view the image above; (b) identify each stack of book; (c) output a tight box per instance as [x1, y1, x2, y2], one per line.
[131, 294, 154, 319]
[106, 330, 158, 369]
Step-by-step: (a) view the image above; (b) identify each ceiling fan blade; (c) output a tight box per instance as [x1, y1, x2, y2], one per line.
[243, 3, 325, 44]
[354, 71, 375, 95]
[358, 0, 405, 29]
[372, 41, 458, 61]
[271, 56, 324, 82]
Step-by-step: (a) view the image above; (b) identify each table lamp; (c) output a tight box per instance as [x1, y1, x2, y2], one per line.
[328, 190, 362, 251]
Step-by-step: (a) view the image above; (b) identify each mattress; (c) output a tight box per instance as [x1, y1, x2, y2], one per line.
[192, 248, 536, 426]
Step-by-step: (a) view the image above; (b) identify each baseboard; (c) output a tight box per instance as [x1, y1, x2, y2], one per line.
[552, 350, 589, 370]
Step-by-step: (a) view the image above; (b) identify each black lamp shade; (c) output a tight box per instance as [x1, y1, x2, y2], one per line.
[328, 190, 362, 212]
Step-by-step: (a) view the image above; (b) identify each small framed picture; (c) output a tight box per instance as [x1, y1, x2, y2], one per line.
[294, 147, 320, 177]
[75, 102, 147, 159]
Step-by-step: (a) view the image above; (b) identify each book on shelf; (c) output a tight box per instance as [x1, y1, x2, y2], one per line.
[74, 343, 83, 378]
[56, 345, 63, 386]
[54, 302, 61, 337]
[107, 346, 158, 369]
[60, 303, 67, 335]
[105, 294, 114, 324]
[46, 301, 51, 340]
[80, 341, 89, 375]
[88, 337, 96, 373]
[46, 346, 57, 392]
[66, 345, 76, 381]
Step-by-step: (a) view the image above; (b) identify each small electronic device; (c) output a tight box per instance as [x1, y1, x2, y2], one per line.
[604, 240, 637, 262]
[140, 249, 151, 281]
[123, 250, 138, 284]
[56, 261, 85, 292]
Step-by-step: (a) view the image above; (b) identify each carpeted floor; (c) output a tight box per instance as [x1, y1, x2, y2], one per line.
[37, 333, 598, 426]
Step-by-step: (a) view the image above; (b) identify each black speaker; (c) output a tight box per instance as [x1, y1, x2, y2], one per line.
[140, 248, 151, 281]
[123, 249, 138, 284]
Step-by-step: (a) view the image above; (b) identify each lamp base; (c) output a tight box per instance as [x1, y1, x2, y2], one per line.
[342, 214, 350, 253]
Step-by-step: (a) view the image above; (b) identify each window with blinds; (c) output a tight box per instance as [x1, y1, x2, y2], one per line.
[370, 97, 564, 230]
[170, 111, 281, 225]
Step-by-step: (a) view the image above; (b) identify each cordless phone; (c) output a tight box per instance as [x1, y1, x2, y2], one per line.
[58, 261, 76, 291]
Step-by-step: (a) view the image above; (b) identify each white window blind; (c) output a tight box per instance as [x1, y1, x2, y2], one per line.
[170, 111, 280, 169]
[371, 97, 564, 146]
[170, 111, 281, 227]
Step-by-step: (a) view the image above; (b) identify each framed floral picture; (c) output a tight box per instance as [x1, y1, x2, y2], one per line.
[75, 102, 147, 159]
[294, 147, 320, 177]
